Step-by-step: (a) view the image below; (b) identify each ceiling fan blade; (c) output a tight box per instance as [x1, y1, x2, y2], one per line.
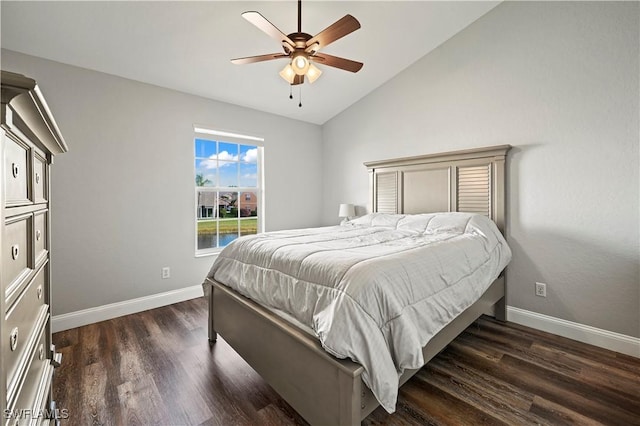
[242, 11, 295, 47]
[311, 53, 363, 73]
[231, 53, 288, 65]
[306, 15, 361, 49]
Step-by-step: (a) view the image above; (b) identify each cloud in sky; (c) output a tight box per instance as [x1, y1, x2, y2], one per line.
[218, 151, 239, 162]
[201, 148, 258, 170]
[200, 150, 239, 169]
[241, 148, 258, 163]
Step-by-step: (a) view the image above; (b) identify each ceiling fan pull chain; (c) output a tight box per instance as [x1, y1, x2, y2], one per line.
[299, 86, 302, 108]
[289, 85, 293, 100]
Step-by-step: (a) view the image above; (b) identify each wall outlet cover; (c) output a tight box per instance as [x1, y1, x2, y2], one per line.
[161, 267, 170, 279]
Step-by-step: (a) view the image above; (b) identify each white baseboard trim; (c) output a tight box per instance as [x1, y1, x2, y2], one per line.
[507, 306, 640, 358]
[52, 285, 204, 333]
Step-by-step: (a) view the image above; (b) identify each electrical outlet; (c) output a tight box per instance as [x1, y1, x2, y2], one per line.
[535, 282, 546, 297]
[161, 267, 170, 279]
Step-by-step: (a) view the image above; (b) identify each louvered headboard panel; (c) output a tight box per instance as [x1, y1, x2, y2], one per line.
[457, 165, 491, 216]
[365, 145, 511, 233]
[374, 172, 399, 214]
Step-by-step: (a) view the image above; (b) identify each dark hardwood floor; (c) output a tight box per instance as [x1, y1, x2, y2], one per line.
[52, 297, 640, 425]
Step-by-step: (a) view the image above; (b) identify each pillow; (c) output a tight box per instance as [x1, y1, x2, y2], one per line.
[396, 214, 435, 233]
[370, 213, 406, 228]
[425, 212, 474, 234]
[345, 213, 378, 226]
[465, 214, 501, 245]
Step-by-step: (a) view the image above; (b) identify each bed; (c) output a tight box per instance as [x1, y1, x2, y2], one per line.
[203, 144, 511, 425]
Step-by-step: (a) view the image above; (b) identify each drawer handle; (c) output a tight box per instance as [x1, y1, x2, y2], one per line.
[10, 327, 18, 351]
[39, 344, 45, 360]
[12, 162, 19, 178]
[36, 229, 42, 241]
[37, 285, 43, 300]
[11, 244, 19, 260]
[35, 172, 41, 184]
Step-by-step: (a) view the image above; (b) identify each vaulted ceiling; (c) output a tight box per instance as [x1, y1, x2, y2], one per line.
[1, 1, 499, 124]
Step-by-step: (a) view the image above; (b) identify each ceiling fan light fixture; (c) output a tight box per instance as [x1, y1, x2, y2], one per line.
[279, 64, 296, 84]
[232, 0, 362, 94]
[291, 53, 310, 76]
[307, 63, 322, 84]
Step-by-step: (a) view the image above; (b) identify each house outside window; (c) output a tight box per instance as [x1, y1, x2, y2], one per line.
[194, 127, 264, 256]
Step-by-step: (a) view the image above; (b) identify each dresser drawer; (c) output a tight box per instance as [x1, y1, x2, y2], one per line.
[33, 211, 48, 267]
[4, 266, 48, 398]
[7, 329, 51, 426]
[33, 152, 47, 204]
[4, 135, 30, 207]
[3, 214, 33, 302]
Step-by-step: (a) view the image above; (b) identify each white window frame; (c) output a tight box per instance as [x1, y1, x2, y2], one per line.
[194, 126, 265, 257]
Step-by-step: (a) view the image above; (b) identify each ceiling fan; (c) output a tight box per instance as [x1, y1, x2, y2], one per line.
[231, 0, 363, 86]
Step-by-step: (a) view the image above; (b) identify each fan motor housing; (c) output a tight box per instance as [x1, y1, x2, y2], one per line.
[288, 32, 312, 48]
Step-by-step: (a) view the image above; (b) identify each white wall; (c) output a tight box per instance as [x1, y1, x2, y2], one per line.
[2, 49, 324, 316]
[322, 2, 639, 337]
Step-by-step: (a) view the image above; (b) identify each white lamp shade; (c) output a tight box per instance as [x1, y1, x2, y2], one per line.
[307, 63, 322, 84]
[279, 64, 295, 84]
[338, 203, 356, 218]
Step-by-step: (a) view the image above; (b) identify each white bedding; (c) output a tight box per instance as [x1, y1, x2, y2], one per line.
[205, 212, 511, 413]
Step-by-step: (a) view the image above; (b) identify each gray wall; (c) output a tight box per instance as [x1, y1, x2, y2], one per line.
[2, 49, 324, 316]
[322, 2, 640, 337]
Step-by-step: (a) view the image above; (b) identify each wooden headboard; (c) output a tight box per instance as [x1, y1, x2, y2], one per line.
[364, 145, 511, 233]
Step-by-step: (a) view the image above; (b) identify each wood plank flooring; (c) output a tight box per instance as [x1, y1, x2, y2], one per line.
[52, 297, 640, 425]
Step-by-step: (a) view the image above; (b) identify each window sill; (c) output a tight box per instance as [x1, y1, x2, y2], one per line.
[195, 251, 221, 258]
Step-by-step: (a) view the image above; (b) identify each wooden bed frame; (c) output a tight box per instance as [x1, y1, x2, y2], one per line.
[205, 144, 511, 425]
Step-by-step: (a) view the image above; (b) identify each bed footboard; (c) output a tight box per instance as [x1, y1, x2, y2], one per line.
[208, 286, 217, 343]
[208, 278, 366, 426]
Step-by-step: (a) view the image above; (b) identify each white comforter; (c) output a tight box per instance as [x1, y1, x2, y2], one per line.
[205, 212, 511, 413]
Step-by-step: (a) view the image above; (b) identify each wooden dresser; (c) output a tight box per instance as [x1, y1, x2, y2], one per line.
[1, 72, 68, 425]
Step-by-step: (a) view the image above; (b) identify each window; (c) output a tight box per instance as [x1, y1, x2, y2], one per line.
[194, 128, 263, 255]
